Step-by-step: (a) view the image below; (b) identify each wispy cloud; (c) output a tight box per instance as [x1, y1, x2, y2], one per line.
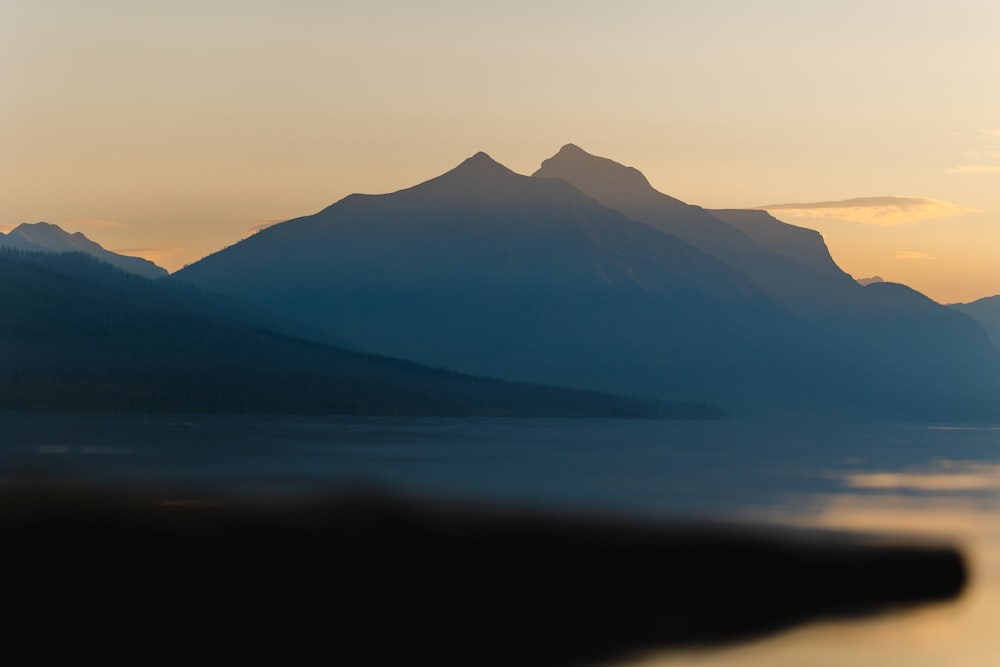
[758, 196, 974, 225]
[243, 218, 286, 238]
[843, 461, 1000, 492]
[963, 148, 1000, 159]
[946, 129, 1000, 173]
[889, 251, 934, 260]
[948, 164, 1000, 174]
[66, 218, 126, 228]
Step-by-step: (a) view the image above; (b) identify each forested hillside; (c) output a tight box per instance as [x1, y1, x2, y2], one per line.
[0, 250, 685, 418]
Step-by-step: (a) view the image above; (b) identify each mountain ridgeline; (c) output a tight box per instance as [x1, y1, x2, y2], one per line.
[951, 296, 1000, 350]
[0, 249, 674, 417]
[0, 222, 167, 279]
[175, 147, 1000, 419]
[533, 146, 1000, 418]
[176, 153, 808, 410]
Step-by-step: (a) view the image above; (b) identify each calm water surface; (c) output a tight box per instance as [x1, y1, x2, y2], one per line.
[2, 413, 998, 665]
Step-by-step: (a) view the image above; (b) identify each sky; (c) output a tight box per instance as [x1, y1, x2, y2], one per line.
[3, 0, 1000, 303]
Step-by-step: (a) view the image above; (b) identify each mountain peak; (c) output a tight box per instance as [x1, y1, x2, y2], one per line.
[453, 151, 512, 175]
[10, 221, 74, 244]
[0, 221, 167, 279]
[555, 143, 588, 156]
[535, 144, 655, 192]
[534, 144, 692, 213]
[12, 221, 64, 234]
[394, 151, 525, 201]
[434, 151, 520, 182]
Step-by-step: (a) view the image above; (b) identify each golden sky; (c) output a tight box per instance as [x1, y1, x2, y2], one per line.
[3, 1, 1000, 303]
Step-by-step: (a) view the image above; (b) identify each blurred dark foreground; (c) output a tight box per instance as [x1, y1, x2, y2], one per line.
[0, 482, 966, 666]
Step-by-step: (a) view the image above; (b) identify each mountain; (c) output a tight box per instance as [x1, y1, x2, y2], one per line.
[856, 276, 885, 286]
[0, 222, 167, 279]
[176, 152, 810, 409]
[951, 295, 1000, 349]
[707, 209, 849, 282]
[532, 145, 1000, 419]
[0, 249, 671, 417]
[534, 145, 857, 309]
[533, 145, 766, 268]
[172, 148, 1000, 418]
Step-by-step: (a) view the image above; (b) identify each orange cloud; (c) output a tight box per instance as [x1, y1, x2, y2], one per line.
[66, 218, 126, 228]
[948, 164, 1000, 175]
[243, 218, 287, 239]
[963, 149, 1000, 159]
[843, 461, 1000, 492]
[759, 196, 974, 225]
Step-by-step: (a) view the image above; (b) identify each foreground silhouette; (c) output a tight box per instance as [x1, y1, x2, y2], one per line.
[2, 483, 965, 665]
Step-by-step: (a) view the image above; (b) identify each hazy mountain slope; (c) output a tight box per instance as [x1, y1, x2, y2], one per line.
[708, 209, 849, 281]
[951, 295, 1000, 349]
[533, 145, 857, 309]
[533, 144, 765, 267]
[0, 231, 41, 253]
[835, 282, 1000, 417]
[0, 222, 167, 279]
[531, 145, 1000, 419]
[176, 152, 811, 408]
[0, 250, 670, 417]
[708, 211, 1000, 406]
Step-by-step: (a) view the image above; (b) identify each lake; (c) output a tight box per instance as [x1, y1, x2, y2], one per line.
[2, 412, 998, 665]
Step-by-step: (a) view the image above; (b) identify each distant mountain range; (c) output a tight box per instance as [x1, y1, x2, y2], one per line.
[532, 145, 1000, 417]
[0, 249, 670, 418]
[175, 152, 810, 410]
[10, 146, 997, 419]
[174, 146, 1000, 419]
[0, 222, 167, 279]
[951, 296, 1000, 350]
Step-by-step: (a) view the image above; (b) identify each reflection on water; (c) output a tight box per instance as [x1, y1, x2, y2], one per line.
[843, 460, 1000, 491]
[1, 414, 999, 664]
[640, 433, 1000, 666]
[646, 496, 1000, 667]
